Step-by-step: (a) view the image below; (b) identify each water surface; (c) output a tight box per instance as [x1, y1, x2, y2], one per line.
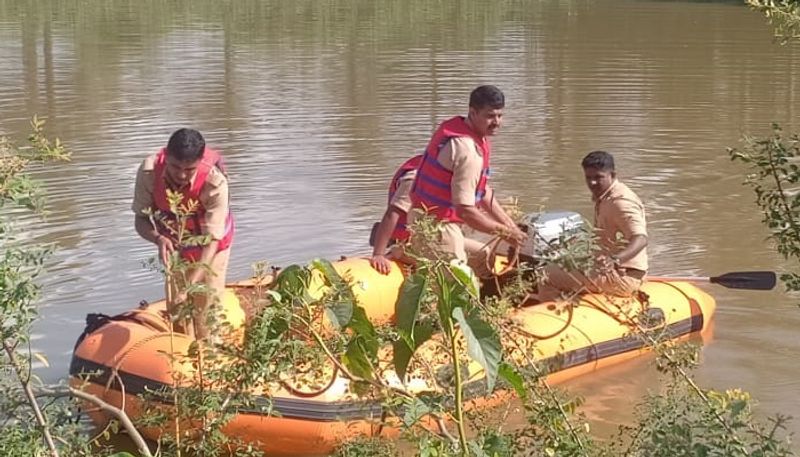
[1, 0, 799, 444]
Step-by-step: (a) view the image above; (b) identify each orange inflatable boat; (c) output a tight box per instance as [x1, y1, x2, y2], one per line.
[69, 255, 716, 456]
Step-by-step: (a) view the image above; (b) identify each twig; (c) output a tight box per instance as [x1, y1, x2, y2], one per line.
[69, 387, 153, 457]
[165, 260, 183, 457]
[3, 340, 60, 457]
[435, 415, 459, 445]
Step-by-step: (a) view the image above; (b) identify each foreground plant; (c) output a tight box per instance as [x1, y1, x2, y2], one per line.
[729, 126, 800, 290]
[1, 118, 148, 457]
[616, 339, 794, 457]
[747, 0, 800, 44]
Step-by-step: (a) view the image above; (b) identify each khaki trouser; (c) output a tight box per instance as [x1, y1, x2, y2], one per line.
[536, 262, 642, 302]
[166, 248, 230, 340]
[410, 221, 493, 278]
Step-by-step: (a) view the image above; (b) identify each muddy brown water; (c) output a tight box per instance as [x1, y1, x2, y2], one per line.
[1, 0, 799, 447]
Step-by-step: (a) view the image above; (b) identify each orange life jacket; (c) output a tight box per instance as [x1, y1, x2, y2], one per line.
[152, 147, 234, 261]
[389, 155, 423, 241]
[410, 116, 490, 223]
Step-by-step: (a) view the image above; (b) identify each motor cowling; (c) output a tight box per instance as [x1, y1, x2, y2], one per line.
[519, 210, 584, 261]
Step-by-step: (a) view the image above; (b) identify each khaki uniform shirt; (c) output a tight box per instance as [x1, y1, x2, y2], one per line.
[406, 136, 489, 271]
[594, 180, 648, 271]
[389, 169, 417, 213]
[131, 155, 230, 240]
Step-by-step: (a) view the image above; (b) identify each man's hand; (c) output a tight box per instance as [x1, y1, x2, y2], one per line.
[156, 235, 175, 264]
[502, 224, 528, 247]
[596, 255, 624, 274]
[369, 254, 393, 275]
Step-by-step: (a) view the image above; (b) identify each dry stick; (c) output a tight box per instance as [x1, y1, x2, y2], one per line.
[87, 370, 128, 446]
[434, 416, 459, 445]
[3, 340, 60, 457]
[69, 387, 153, 457]
[165, 260, 182, 457]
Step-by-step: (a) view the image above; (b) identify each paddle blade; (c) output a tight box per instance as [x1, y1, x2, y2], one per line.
[710, 271, 776, 290]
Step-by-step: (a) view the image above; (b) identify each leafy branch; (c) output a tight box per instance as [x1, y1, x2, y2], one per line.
[747, 0, 800, 44]
[730, 125, 800, 289]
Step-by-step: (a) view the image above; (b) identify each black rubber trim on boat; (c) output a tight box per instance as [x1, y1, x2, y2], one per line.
[69, 314, 703, 422]
[69, 356, 384, 421]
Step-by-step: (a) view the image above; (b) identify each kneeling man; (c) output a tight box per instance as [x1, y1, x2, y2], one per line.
[538, 150, 648, 300]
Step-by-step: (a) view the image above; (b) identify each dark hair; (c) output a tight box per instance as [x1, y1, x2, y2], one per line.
[581, 150, 615, 171]
[469, 85, 505, 110]
[166, 128, 206, 162]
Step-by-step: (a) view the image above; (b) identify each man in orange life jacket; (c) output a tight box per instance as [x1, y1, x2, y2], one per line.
[408, 85, 527, 276]
[369, 154, 423, 275]
[131, 128, 234, 339]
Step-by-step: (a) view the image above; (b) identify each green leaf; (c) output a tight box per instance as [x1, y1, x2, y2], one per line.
[274, 264, 308, 297]
[729, 398, 749, 418]
[452, 307, 502, 392]
[310, 257, 347, 289]
[265, 290, 282, 302]
[448, 260, 479, 297]
[311, 258, 356, 329]
[392, 340, 413, 382]
[393, 319, 434, 381]
[498, 362, 527, 400]
[402, 397, 432, 428]
[348, 306, 377, 350]
[325, 300, 353, 329]
[481, 432, 511, 457]
[343, 338, 373, 379]
[469, 441, 489, 457]
[435, 271, 454, 336]
[395, 272, 428, 347]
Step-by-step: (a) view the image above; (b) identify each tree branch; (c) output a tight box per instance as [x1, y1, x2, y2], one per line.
[3, 340, 60, 457]
[68, 387, 153, 457]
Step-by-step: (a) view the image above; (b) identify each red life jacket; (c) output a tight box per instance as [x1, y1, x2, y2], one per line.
[410, 116, 491, 223]
[388, 154, 423, 241]
[152, 147, 235, 261]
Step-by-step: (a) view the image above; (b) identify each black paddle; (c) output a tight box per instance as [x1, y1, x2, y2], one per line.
[646, 271, 777, 291]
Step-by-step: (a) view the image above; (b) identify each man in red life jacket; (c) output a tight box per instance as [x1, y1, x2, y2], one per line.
[131, 128, 234, 339]
[369, 154, 423, 275]
[408, 85, 527, 276]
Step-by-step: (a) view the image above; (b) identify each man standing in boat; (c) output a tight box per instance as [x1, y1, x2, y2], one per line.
[408, 85, 527, 276]
[369, 154, 422, 275]
[537, 150, 648, 300]
[132, 128, 234, 339]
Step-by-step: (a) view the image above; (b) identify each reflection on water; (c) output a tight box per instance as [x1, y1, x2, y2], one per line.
[1, 0, 799, 443]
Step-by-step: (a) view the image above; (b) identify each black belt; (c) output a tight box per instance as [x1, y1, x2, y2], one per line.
[623, 268, 646, 280]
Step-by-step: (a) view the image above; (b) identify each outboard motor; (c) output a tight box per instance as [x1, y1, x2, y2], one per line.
[518, 210, 584, 264]
[468, 210, 584, 266]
